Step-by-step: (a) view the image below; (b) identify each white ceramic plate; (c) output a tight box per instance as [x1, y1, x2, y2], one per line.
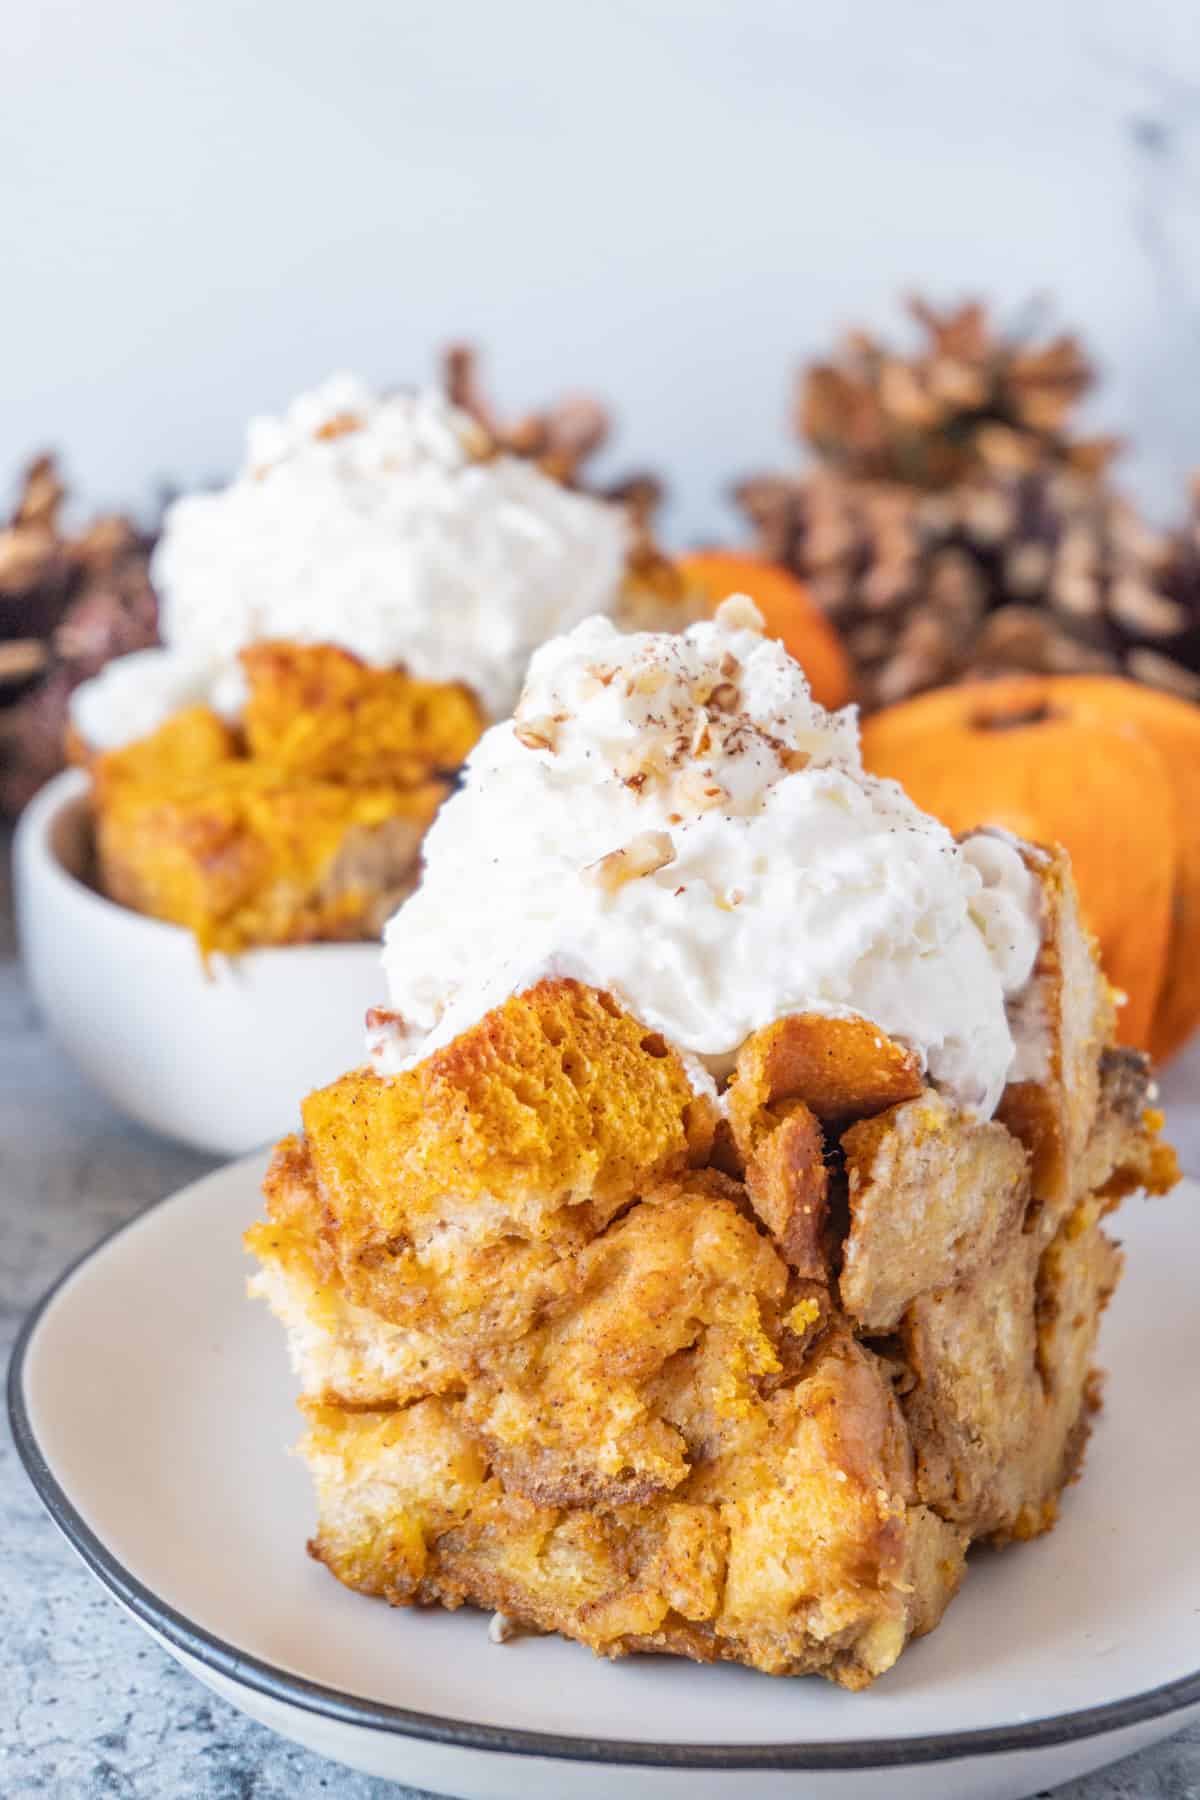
[10, 1156, 1200, 1800]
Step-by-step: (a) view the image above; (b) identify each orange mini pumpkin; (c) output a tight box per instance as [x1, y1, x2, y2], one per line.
[861, 675, 1200, 1063]
[678, 550, 852, 712]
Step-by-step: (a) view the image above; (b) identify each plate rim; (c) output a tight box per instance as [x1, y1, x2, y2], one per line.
[9, 1163, 1200, 1773]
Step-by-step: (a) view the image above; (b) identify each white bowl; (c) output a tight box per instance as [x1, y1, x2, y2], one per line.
[13, 769, 384, 1156]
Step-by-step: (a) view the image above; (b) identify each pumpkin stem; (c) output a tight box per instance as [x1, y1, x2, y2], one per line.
[971, 699, 1057, 731]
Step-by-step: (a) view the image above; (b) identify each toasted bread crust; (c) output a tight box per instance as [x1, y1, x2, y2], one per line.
[726, 1013, 923, 1158]
[997, 843, 1116, 1221]
[840, 1090, 1029, 1333]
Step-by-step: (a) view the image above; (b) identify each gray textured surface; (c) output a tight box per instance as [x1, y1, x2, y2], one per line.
[2, 845, 1198, 1800]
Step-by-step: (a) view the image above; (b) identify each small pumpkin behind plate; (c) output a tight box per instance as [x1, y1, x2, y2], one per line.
[862, 675, 1200, 1063]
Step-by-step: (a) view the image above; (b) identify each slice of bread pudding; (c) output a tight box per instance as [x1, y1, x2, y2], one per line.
[248, 876, 1175, 1688]
[247, 601, 1179, 1688]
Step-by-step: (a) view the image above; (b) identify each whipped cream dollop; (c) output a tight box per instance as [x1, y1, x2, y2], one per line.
[375, 600, 1044, 1117]
[70, 374, 631, 750]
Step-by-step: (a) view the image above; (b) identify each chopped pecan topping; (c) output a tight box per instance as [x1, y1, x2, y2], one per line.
[514, 717, 559, 752]
[586, 830, 676, 892]
[314, 413, 362, 442]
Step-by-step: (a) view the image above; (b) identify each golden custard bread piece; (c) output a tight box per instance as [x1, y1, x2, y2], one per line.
[248, 966, 1176, 1689]
[88, 641, 483, 954]
[88, 704, 239, 798]
[839, 1090, 1030, 1334]
[246, 1134, 471, 1410]
[290, 981, 717, 1345]
[238, 641, 483, 785]
[96, 755, 446, 955]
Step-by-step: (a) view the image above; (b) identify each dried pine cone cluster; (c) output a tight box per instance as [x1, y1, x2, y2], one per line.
[442, 343, 662, 525]
[0, 458, 159, 815]
[737, 300, 1200, 710]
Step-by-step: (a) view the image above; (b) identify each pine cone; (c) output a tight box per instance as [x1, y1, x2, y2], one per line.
[1150, 475, 1200, 696]
[0, 458, 160, 815]
[737, 297, 1200, 709]
[442, 343, 664, 519]
[798, 297, 1119, 490]
[0, 456, 72, 692]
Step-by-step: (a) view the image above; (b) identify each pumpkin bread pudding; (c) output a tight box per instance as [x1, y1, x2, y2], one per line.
[67, 374, 654, 952]
[247, 599, 1177, 1687]
[87, 642, 479, 954]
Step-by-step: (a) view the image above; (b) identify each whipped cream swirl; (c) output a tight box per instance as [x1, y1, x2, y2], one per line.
[375, 601, 1043, 1116]
[71, 374, 630, 750]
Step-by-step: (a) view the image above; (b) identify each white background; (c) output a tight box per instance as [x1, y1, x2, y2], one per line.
[5, 0, 1200, 542]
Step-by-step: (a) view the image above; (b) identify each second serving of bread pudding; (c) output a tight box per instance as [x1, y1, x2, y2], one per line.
[67, 375, 639, 952]
[248, 598, 1177, 1689]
